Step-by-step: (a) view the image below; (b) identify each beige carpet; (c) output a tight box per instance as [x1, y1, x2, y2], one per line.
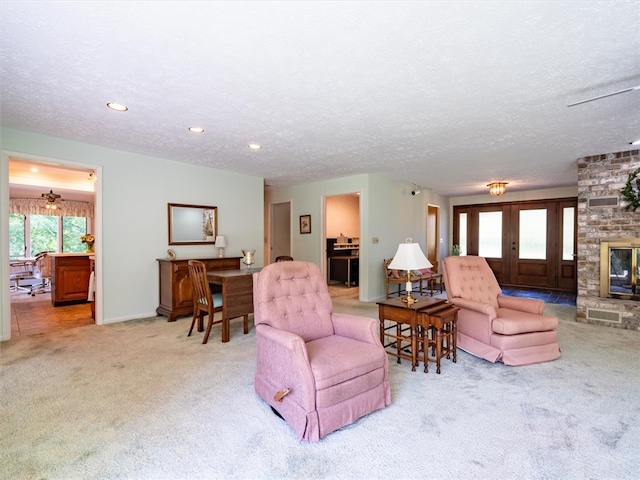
[1, 295, 639, 480]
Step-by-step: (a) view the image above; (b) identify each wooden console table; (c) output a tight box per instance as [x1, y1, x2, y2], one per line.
[156, 256, 241, 322]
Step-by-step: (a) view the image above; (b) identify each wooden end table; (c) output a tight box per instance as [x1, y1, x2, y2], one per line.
[377, 297, 447, 371]
[418, 303, 459, 373]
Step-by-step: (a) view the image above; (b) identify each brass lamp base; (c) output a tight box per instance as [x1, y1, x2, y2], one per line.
[400, 271, 418, 306]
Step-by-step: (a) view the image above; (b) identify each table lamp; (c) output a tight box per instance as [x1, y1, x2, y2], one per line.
[215, 235, 227, 257]
[388, 238, 433, 306]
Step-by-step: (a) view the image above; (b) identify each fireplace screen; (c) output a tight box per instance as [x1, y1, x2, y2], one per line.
[601, 242, 639, 299]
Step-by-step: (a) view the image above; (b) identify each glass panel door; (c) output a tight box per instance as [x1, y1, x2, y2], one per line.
[478, 211, 502, 258]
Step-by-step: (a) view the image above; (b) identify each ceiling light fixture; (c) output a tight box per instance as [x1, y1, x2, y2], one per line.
[630, 139, 640, 146]
[488, 182, 508, 196]
[107, 102, 128, 112]
[188, 127, 205, 133]
[42, 189, 61, 209]
[248, 143, 261, 150]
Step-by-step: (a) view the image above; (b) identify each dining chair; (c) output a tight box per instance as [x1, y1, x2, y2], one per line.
[275, 255, 294, 262]
[187, 260, 224, 344]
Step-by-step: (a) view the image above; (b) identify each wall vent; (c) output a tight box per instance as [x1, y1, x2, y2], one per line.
[588, 197, 619, 208]
[586, 308, 622, 323]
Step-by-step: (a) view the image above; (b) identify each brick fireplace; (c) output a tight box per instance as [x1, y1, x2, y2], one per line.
[577, 149, 640, 330]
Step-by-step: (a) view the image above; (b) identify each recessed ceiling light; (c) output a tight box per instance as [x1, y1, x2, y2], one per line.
[188, 127, 205, 133]
[30, 167, 39, 173]
[630, 139, 640, 146]
[107, 102, 128, 112]
[248, 143, 261, 150]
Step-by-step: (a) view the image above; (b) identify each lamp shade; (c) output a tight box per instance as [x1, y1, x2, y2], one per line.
[215, 235, 226, 248]
[388, 240, 432, 271]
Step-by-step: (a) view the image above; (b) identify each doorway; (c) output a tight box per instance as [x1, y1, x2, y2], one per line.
[270, 201, 291, 264]
[453, 197, 577, 291]
[7, 156, 98, 337]
[325, 193, 360, 290]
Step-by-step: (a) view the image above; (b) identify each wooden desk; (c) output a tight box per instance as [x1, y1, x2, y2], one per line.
[377, 297, 446, 371]
[207, 268, 261, 343]
[156, 257, 241, 322]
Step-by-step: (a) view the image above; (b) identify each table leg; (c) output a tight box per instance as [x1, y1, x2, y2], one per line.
[435, 326, 443, 374]
[222, 317, 230, 343]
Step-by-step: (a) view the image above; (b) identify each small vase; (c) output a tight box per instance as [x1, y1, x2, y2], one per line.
[86, 243, 94, 253]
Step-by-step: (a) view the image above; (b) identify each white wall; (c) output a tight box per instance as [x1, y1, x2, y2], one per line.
[266, 174, 450, 302]
[1, 128, 264, 340]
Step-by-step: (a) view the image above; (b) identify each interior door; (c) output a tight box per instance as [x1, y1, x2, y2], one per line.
[426, 205, 439, 271]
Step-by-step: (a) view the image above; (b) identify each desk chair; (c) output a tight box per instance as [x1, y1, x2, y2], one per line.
[30, 252, 52, 296]
[9, 260, 35, 294]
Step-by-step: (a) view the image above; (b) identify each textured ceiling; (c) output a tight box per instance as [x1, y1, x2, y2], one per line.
[1, 1, 639, 196]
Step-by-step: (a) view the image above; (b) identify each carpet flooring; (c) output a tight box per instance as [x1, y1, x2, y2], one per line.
[1, 292, 638, 479]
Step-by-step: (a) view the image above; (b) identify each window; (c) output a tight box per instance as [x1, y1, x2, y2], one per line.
[478, 211, 502, 258]
[9, 214, 89, 257]
[519, 209, 547, 260]
[562, 207, 575, 261]
[458, 213, 468, 256]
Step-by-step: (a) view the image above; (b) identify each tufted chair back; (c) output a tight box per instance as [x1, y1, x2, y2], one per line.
[442, 255, 502, 308]
[253, 261, 335, 342]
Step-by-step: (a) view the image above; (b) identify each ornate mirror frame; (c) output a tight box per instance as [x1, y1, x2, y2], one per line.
[168, 203, 218, 245]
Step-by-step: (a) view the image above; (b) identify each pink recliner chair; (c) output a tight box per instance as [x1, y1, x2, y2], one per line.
[252, 261, 391, 441]
[442, 255, 560, 366]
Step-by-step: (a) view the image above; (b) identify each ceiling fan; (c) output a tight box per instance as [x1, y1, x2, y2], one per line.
[567, 85, 640, 107]
[42, 189, 61, 210]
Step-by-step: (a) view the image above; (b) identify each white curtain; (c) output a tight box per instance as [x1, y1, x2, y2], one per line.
[10, 198, 94, 218]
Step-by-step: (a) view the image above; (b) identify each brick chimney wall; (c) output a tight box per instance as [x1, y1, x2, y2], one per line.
[577, 149, 640, 330]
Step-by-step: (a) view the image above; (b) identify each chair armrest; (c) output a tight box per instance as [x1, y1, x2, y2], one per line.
[497, 295, 545, 315]
[448, 298, 497, 319]
[255, 324, 316, 410]
[331, 313, 380, 345]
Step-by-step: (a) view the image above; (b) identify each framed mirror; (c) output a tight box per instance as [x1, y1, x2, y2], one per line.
[168, 203, 217, 245]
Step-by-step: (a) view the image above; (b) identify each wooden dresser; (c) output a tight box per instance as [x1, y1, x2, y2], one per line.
[50, 253, 92, 306]
[156, 257, 241, 322]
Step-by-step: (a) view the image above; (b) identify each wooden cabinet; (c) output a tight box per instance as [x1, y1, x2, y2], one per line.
[156, 257, 241, 322]
[50, 254, 92, 306]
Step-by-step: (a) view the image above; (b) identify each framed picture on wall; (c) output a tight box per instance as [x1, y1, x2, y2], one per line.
[300, 215, 311, 234]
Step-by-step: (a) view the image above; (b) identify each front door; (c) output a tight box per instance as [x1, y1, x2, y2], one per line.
[453, 198, 577, 291]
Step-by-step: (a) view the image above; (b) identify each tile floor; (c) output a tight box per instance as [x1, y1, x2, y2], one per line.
[10, 291, 93, 337]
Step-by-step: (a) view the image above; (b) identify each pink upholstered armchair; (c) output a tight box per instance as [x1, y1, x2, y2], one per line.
[252, 261, 391, 441]
[442, 255, 560, 366]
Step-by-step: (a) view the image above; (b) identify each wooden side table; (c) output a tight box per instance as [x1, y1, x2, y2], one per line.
[377, 297, 447, 371]
[418, 303, 459, 373]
